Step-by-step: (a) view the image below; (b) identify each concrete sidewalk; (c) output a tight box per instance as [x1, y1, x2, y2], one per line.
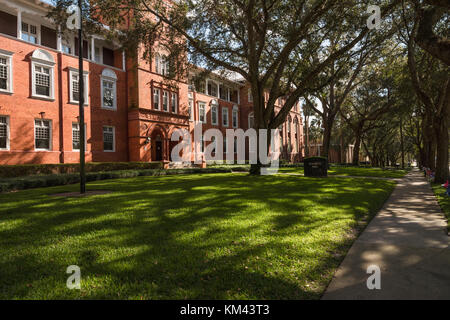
[322, 169, 450, 300]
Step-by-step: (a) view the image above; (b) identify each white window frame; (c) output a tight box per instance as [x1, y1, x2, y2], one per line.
[103, 126, 115, 152]
[72, 122, 87, 151]
[198, 102, 206, 124]
[222, 107, 229, 127]
[153, 88, 161, 110]
[0, 115, 10, 151]
[0, 50, 13, 94]
[211, 101, 218, 125]
[163, 91, 169, 112]
[34, 119, 52, 151]
[69, 68, 89, 105]
[31, 61, 55, 100]
[207, 80, 218, 97]
[94, 46, 102, 64]
[232, 105, 238, 128]
[101, 69, 117, 110]
[21, 20, 39, 45]
[171, 92, 177, 113]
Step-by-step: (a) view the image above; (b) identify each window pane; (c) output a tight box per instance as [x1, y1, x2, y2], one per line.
[103, 127, 114, 151]
[103, 80, 114, 107]
[35, 69, 50, 97]
[72, 123, 80, 150]
[0, 116, 7, 149]
[0, 58, 7, 90]
[35, 121, 50, 149]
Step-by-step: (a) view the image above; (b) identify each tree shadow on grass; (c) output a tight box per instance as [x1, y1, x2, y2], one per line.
[0, 174, 395, 299]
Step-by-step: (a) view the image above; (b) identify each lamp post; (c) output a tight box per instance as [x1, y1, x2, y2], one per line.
[78, 0, 86, 194]
[67, 1, 85, 194]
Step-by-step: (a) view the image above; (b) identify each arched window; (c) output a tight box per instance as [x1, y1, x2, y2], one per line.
[101, 68, 117, 110]
[31, 49, 55, 99]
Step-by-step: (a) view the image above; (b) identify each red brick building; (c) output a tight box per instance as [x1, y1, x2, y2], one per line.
[0, 0, 304, 165]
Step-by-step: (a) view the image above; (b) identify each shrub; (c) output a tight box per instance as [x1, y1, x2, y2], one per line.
[0, 162, 163, 179]
[0, 166, 249, 193]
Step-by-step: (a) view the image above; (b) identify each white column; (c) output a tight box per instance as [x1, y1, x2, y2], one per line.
[17, 9, 22, 40]
[122, 50, 126, 71]
[57, 27, 62, 52]
[91, 37, 95, 61]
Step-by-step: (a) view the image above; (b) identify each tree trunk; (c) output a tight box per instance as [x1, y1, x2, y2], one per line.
[434, 87, 450, 183]
[352, 129, 362, 166]
[400, 117, 405, 169]
[322, 115, 335, 161]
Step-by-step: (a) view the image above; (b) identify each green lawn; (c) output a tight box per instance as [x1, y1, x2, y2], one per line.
[432, 184, 450, 232]
[279, 166, 408, 178]
[0, 173, 395, 299]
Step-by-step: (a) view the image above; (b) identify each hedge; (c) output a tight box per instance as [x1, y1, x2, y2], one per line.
[0, 167, 250, 193]
[0, 162, 163, 179]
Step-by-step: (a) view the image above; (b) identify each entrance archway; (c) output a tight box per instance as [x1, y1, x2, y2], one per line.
[150, 128, 165, 161]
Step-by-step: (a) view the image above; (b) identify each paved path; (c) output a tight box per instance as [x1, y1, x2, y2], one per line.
[278, 172, 398, 180]
[322, 169, 450, 300]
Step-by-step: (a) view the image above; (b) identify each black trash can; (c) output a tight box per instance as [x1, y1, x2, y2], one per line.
[304, 157, 328, 177]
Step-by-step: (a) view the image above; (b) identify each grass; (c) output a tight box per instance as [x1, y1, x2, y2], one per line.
[279, 166, 408, 178]
[431, 183, 450, 232]
[0, 173, 395, 299]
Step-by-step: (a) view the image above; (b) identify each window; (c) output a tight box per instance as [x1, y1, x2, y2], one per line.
[198, 102, 206, 123]
[35, 65, 51, 97]
[0, 52, 13, 93]
[211, 102, 218, 125]
[35, 119, 51, 150]
[153, 89, 160, 110]
[222, 107, 229, 127]
[248, 112, 254, 129]
[156, 54, 169, 76]
[95, 46, 102, 63]
[0, 116, 9, 150]
[163, 91, 169, 112]
[31, 49, 55, 100]
[219, 84, 227, 100]
[69, 69, 88, 105]
[208, 81, 218, 97]
[101, 68, 117, 110]
[171, 92, 177, 113]
[103, 126, 115, 152]
[72, 123, 86, 151]
[232, 106, 238, 128]
[248, 88, 253, 102]
[62, 40, 72, 54]
[188, 99, 194, 121]
[21, 22, 38, 44]
[197, 80, 206, 94]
